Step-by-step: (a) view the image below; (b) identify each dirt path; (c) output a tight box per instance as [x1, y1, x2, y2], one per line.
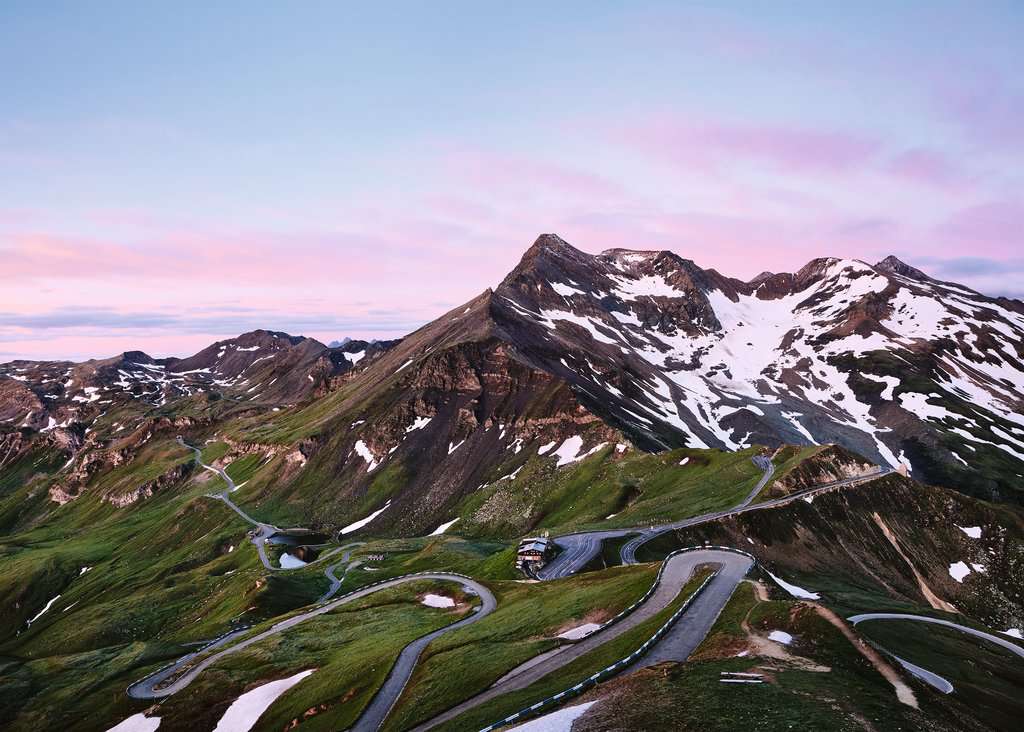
[811, 603, 918, 708]
[871, 512, 957, 614]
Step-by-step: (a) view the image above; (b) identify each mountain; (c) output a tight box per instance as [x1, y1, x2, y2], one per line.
[2, 234, 1023, 527]
[3, 235, 1024, 732]
[481, 235, 1024, 503]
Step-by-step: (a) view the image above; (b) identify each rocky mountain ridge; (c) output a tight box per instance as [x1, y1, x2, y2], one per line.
[2, 234, 1023, 532]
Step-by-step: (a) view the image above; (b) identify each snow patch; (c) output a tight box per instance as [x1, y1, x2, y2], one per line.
[766, 570, 820, 599]
[552, 436, 584, 466]
[340, 500, 391, 535]
[421, 594, 455, 608]
[352, 440, 379, 472]
[557, 622, 601, 640]
[957, 525, 982, 539]
[429, 518, 459, 536]
[213, 669, 315, 732]
[506, 701, 597, 732]
[768, 630, 793, 645]
[948, 561, 972, 583]
[106, 713, 161, 732]
[405, 416, 432, 433]
[279, 553, 307, 569]
[27, 594, 62, 626]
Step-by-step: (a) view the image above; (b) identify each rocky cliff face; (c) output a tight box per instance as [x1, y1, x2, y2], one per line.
[3, 233, 1023, 527]
[481, 235, 1024, 504]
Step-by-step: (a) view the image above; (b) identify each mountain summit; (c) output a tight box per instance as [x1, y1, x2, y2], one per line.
[2, 235, 1023, 527]
[483, 238, 1023, 501]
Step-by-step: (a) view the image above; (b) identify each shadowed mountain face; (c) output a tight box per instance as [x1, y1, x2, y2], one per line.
[2, 234, 1022, 529]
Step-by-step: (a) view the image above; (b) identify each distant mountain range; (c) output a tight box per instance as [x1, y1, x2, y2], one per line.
[2, 234, 1022, 525]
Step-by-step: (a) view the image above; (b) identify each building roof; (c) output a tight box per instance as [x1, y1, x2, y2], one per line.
[518, 541, 549, 553]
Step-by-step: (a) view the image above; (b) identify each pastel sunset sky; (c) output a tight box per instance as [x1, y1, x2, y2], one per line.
[2, 2, 1022, 361]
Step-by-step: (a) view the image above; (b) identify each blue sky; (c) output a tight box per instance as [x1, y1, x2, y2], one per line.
[2, 2, 1022, 359]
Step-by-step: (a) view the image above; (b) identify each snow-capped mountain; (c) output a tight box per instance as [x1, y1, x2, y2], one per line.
[486, 235, 1024, 502]
[3, 234, 1022, 523]
[0, 330, 395, 434]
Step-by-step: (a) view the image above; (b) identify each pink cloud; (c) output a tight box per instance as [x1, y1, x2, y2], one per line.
[618, 118, 880, 174]
[440, 147, 626, 201]
[885, 148, 972, 191]
[936, 199, 1022, 255]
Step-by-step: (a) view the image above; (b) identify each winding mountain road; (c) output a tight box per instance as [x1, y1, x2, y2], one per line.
[127, 573, 496, 701]
[155, 443, 896, 731]
[848, 613, 1024, 658]
[539, 457, 888, 579]
[408, 550, 753, 732]
[847, 613, 1024, 695]
[181, 438, 346, 573]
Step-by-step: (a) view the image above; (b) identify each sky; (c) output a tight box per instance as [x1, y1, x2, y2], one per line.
[2, 1, 1022, 361]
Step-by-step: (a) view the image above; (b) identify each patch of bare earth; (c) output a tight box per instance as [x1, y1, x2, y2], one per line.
[808, 601, 918, 709]
[871, 511, 957, 614]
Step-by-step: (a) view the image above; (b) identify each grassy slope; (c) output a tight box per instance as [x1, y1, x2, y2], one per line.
[384, 564, 659, 730]
[456, 446, 764, 539]
[570, 580, 982, 732]
[414, 567, 714, 732]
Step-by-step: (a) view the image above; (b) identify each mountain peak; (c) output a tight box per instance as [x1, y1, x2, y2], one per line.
[875, 255, 928, 280]
[527, 233, 577, 256]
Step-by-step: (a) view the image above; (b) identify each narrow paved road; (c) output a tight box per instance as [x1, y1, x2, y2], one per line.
[620, 466, 891, 565]
[180, 438, 343, 572]
[889, 654, 954, 694]
[619, 455, 774, 565]
[319, 542, 367, 602]
[847, 613, 1024, 695]
[538, 457, 887, 579]
[408, 550, 752, 732]
[127, 573, 496, 701]
[534, 457, 771, 580]
[848, 613, 1024, 658]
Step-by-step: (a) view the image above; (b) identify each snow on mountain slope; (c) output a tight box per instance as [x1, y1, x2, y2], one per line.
[489, 235, 1024, 503]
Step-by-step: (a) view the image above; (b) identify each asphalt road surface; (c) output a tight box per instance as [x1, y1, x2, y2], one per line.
[408, 549, 751, 731]
[180, 438, 345, 572]
[848, 613, 1024, 658]
[847, 612, 1024, 695]
[127, 573, 496, 701]
[536, 455, 881, 579]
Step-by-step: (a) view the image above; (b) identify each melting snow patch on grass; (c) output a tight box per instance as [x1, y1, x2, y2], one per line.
[421, 594, 455, 608]
[340, 500, 392, 535]
[765, 570, 820, 599]
[430, 518, 459, 535]
[213, 669, 315, 732]
[948, 561, 972, 583]
[1002, 629, 1023, 639]
[768, 630, 793, 645]
[352, 440, 380, 472]
[279, 553, 307, 569]
[552, 436, 584, 466]
[106, 713, 161, 732]
[27, 594, 62, 627]
[506, 701, 597, 731]
[957, 525, 982, 539]
[557, 623, 601, 640]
